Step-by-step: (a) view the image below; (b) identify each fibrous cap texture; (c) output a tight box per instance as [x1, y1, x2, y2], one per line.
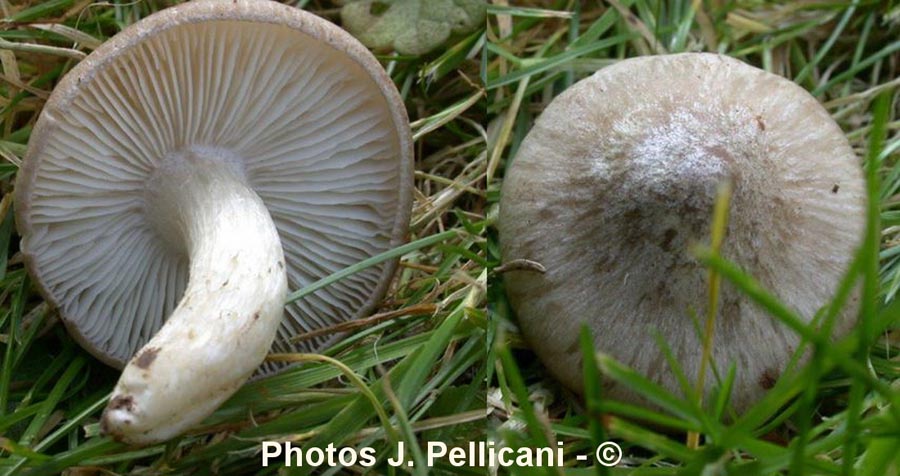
[499, 53, 866, 412]
[15, 0, 413, 368]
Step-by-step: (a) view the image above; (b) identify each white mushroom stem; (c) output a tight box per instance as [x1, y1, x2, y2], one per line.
[100, 148, 287, 445]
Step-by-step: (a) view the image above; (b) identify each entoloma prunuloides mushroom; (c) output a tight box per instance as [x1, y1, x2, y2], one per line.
[15, 0, 412, 445]
[499, 53, 865, 413]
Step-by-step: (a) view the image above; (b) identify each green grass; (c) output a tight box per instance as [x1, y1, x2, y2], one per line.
[487, 1, 899, 475]
[0, 1, 486, 475]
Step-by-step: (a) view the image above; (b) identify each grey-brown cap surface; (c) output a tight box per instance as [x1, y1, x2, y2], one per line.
[499, 53, 865, 412]
[16, 0, 413, 370]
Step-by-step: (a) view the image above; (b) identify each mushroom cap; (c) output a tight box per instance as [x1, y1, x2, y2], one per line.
[499, 53, 865, 412]
[16, 0, 413, 368]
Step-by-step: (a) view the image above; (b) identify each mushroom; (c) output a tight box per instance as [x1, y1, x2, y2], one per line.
[15, 0, 412, 445]
[498, 53, 865, 412]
